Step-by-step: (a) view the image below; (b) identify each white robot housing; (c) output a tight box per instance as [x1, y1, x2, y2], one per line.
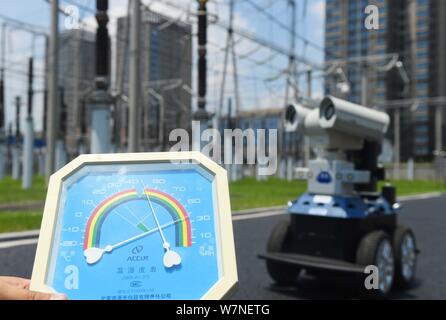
[285, 96, 390, 196]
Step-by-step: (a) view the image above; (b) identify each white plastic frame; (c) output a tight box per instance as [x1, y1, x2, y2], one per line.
[30, 152, 238, 300]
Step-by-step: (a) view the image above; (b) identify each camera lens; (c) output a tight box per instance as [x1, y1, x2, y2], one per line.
[324, 104, 335, 120]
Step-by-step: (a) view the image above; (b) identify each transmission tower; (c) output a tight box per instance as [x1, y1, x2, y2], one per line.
[217, 0, 241, 130]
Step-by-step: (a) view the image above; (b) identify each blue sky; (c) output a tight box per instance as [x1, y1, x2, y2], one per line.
[0, 0, 326, 132]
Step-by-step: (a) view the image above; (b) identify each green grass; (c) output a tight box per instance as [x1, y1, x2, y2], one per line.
[230, 178, 307, 211]
[0, 176, 47, 203]
[229, 178, 445, 211]
[0, 211, 43, 233]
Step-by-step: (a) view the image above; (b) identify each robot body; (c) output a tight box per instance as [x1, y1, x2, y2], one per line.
[260, 97, 418, 297]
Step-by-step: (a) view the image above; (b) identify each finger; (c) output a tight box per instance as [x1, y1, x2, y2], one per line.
[26, 290, 68, 301]
[0, 281, 67, 300]
[0, 277, 31, 289]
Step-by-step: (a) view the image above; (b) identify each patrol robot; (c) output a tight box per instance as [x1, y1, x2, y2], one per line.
[260, 96, 418, 298]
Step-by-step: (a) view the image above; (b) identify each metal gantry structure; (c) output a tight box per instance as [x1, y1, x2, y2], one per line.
[284, 0, 298, 105]
[217, 0, 240, 131]
[0, 13, 48, 186]
[46, 0, 59, 181]
[1, 0, 446, 188]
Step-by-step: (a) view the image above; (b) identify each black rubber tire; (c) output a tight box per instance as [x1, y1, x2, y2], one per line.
[266, 219, 300, 285]
[393, 226, 417, 289]
[356, 230, 395, 298]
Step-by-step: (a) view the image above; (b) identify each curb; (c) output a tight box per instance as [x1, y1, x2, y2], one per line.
[0, 230, 40, 243]
[398, 192, 446, 201]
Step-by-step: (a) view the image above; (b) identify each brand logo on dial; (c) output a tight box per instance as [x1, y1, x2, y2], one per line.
[127, 245, 148, 262]
[132, 245, 144, 255]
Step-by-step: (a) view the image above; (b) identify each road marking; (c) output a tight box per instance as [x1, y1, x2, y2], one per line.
[399, 192, 445, 202]
[0, 238, 38, 249]
[232, 206, 285, 216]
[233, 210, 285, 221]
[0, 230, 39, 241]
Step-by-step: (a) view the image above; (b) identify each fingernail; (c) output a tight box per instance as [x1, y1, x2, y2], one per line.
[50, 294, 68, 300]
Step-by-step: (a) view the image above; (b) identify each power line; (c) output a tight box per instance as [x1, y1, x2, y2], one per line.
[242, 0, 337, 60]
[148, 0, 322, 70]
[0, 14, 48, 37]
[208, 40, 285, 73]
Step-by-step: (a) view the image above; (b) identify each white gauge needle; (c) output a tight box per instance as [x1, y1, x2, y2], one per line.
[141, 180, 182, 269]
[84, 219, 183, 265]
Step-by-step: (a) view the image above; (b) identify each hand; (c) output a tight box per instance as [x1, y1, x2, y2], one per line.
[0, 277, 67, 300]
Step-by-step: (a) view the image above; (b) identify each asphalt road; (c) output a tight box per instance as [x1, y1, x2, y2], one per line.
[1, 195, 445, 299]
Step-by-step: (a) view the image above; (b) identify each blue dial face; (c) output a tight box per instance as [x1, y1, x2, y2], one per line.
[46, 162, 221, 300]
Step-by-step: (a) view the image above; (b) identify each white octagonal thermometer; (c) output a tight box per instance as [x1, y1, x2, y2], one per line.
[31, 152, 237, 300]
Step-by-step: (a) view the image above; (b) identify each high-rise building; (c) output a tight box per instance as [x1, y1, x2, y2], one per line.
[58, 29, 96, 155]
[325, 0, 446, 161]
[116, 9, 192, 151]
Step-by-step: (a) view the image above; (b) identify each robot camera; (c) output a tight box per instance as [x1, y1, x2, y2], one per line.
[319, 96, 390, 141]
[283, 103, 312, 133]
